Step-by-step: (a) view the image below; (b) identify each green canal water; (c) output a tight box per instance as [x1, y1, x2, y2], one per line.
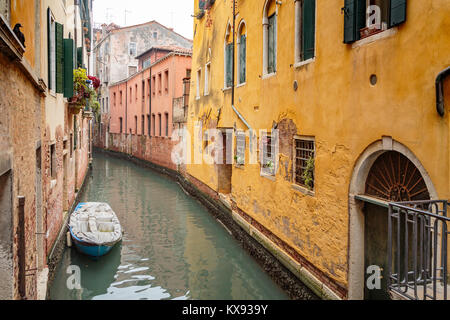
[49, 152, 288, 300]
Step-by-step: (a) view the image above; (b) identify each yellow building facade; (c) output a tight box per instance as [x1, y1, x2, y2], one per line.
[187, 0, 450, 299]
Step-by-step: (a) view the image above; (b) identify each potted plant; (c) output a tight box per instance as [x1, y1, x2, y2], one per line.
[69, 68, 89, 114]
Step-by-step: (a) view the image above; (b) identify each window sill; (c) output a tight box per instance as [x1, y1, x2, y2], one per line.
[294, 58, 315, 69]
[236, 82, 246, 88]
[291, 184, 315, 197]
[222, 87, 232, 92]
[260, 172, 276, 181]
[234, 164, 245, 169]
[352, 27, 398, 49]
[195, 96, 200, 100]
[262, 72, 276, 80]
[50, 179, 57, 190]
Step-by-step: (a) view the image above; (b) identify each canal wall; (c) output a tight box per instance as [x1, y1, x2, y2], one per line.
[45, 163, 92, 299]
[94, 147, 321, 300]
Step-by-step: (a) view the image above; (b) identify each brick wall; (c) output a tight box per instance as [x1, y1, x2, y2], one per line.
[0, 51, 40, 300]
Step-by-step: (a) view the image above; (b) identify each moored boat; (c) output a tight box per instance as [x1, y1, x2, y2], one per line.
[69, 202, 122, 258]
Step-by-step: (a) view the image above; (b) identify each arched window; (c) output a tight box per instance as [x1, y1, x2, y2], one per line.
[237, 20, 247, 85]
[263, 0, 277, 75]
[224, 22, 233, 88]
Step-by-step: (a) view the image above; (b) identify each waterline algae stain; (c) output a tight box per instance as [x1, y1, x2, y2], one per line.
[49, 152, 287, 300]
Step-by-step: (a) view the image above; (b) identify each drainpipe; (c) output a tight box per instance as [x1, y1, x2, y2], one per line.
[436, 66, 450, 117]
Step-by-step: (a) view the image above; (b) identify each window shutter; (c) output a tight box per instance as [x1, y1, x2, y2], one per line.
[343, 0, 357, 44]
[268, 14, 276, 73]
[302, 0, 316, 61]
[390, 0, 407, 27]
[55, 22, 64, 94]
[47, 8, 52, 90]
[63, 39, 74, 98]
[226, 43, 233, 87]
[77, 47, 83, 68]
[239, 35, 246, 84]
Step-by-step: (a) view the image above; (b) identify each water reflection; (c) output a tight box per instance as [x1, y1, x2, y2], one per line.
[49, 152, 288, 300]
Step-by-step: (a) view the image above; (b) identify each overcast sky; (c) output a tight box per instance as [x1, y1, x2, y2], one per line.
[93, 0, 194, 39]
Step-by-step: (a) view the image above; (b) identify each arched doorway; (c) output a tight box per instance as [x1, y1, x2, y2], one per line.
[348, 138, 438, 300]
[364, 151, 430, 300]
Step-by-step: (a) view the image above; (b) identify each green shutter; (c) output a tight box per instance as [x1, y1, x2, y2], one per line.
[343, 0, 357, 44]
[77, 47, 83, 68]
[302, 0, 316, 60]
[55, 22, 64, 94]
[47, 8, 52, 90]
[390, 0, 407, 27]
[63, 39, 74, 98]
[239, 35, 246, 84]
[356, 0, 366, 36]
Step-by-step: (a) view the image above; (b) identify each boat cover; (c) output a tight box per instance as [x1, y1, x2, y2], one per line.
[69, 202, 122, 246]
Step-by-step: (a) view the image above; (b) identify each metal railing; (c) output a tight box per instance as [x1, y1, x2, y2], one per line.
[388, 200, 450, 300]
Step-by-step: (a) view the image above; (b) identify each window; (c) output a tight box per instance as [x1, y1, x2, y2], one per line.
[135, 116, 138, 134]
[147, 79, 150, 97]
[158, 114, 162, 136]
[147, 115, 151, 137]
[295, 0, 316, 64]
[204, 63, 211, 95]
[152, 114, 156, 136]
[130, 87, 132, 102]
[237, 21, 246, 85]
[119, 117, 123, 133]
[293, 137, 315, 190]
[267, 14, 277, 74]
[129, 42, 137, 56]
[152, 76, 156, 95]
[141, 115, 145, 135]
[262, 1, 277, 76]
[143, 58, 151, 69]
[48, 10, 56, 91]
[196, 69, 201, 98]
[113, 92, 116, 107]
[343, 0, 407, 44]
[135, 84, 138, 101]
[165, 113, 169, 137]
[142, 80, 145, 99]
[50, 144, 56, 179]
[158, 73, 162, 94]
[102, 98, 105, 113]
[225, 44, 233, 88]
[106, 97, 109, 113]
[235, 131, 246, 165]
[120, 91, 123, 105]
[164, 70, 169, 94]
[261, 132, 276, 176]
[153, 32, 158, 40]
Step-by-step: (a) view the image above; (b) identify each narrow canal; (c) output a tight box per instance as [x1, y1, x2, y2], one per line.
[49, 152, 288, 300]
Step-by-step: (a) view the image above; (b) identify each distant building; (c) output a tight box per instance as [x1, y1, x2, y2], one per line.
[93, 20, 192, 120]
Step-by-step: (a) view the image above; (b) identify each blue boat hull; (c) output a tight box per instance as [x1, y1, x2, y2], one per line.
[70, 228, 117, 258]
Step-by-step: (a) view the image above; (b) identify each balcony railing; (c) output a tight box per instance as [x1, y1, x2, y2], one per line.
[388, 200, 450, 300]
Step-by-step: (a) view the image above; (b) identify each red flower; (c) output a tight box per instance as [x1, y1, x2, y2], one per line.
[88, 76, 100, 89]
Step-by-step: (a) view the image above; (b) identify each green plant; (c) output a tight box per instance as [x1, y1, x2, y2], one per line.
[71, 68, 89, 108]
[302, 156, 315, 190]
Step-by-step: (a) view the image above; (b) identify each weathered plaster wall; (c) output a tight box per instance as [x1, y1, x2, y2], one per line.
[186, 0, 450, 297]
